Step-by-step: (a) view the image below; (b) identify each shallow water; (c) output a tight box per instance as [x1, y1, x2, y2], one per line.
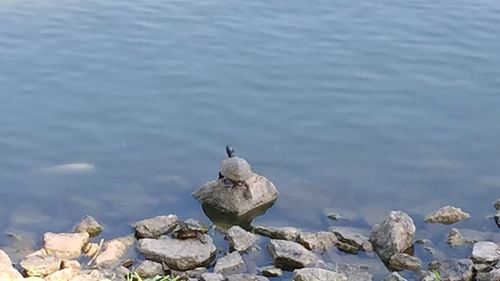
[1, 0, 500, 278]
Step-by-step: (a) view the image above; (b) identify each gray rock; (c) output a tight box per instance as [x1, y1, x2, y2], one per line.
[132, 214, 178, 238]
[331, 227, 373, 253]
[428, 258, 473, 281]
[171, 267, 207, 279]
[268, 239, 319, 270]
[253, 225, 300, 241]
[134, 260, 164, 278]
[293, 268, 347, 281]
[226, 273, 269, 281]
[424, 206, 471, 225]
[494, 199, 500, 211]
[448, 228, 500, 246]
[472, 241, 500, 263]
[227, 226, 258, 252]
[476, 268, 500, 281]
[259, 266, 283, 277]
[193, 174, 278, 216]
[389, 253, 422, 271]
[43, 232, 89, 258]
[73, 215, 102, 237]
[94, 235, 135, 267]
[369, 211, 416, 261]
[447, 228, 471, 246]
[214, 252, 244, 274]
[384, 272, 408, 281]
[137, 236, 216, 270]
[337, 264, 373, 281]
[201, 272, 224, 281]
[220, 157, 253, 182]
[20, 254, 62, 277]
[296, 231, 338, 251]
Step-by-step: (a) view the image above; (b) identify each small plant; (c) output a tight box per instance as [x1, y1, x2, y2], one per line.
[431, 270, 442, 281]
[126, 272, 180, 281]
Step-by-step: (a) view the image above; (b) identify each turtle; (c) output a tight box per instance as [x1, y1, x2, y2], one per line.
[219, 156, 253, 188]
[171, 218, 209, 243]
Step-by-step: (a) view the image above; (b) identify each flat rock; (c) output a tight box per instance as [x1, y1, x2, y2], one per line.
[132, 214, 178, 238]
[94, 235, 134, 267]
[193, 174, 278, 216]
[293, 268, 347, 281]
[428, 258, 473, 281]
[253, 225, 300, 241]
[337, 264, 373, 281]
[135, 260, 164, 278]
[43, 232, 89, 258]
[214, 252, 245, 274]
[389, 253, 422, 271]
[424, 206, 471, 225]
[472, 241, 500, 263]
[259, 266, 283, 277]
[227, 225, 258, 252]
[369, 211, 416, 261]
[296, 231, 338, 251]
[226, 273, 269, 281]
[45, 267, 79, 281]
[137, 236, 216, 270]
[201, 272, 225, 281]
[268, 239, 319, 270]
[20, 254, 62, 277]
[331, 227, 373, 252]
[0, 249, 23, 279]
[384, 272, 408, 281]
[73, 215, 102, 237]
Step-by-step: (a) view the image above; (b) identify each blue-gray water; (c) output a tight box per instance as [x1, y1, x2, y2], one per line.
[1, 0, 500, 278]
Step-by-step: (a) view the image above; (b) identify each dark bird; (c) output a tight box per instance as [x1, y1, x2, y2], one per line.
[226, 145, 236, 158]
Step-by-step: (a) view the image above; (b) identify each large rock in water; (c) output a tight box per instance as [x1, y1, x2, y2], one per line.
[370, 211, 416, 261]
[193, 174, 278, 216]
[137, 236, 216, 270]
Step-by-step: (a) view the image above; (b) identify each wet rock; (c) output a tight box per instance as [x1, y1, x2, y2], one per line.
[384, 272, 408, 281]
[389, 253, 422, 271]
[424, 206, 470, 225]
[43, 232, 89, 258]
[259, 266, 283, 277]
[428, 258, 474, 281]
[293, 268, 347, 281]
[201, 272, 225, 281]
[268, 239, 319, 270]
[337, 264, 373, 281]
[296, 231, 338, 251]
[135, 260, 164, 278]
[447, 228, 500, 246]
[137, 235, 216, 270]
[253, 225, 300, 241]
[214, 252, 245, 274]
[227, 225, 258, 252]
[94, 235, 134, 267]
[226, 273, 269, 281]
[476, 268, 500, 281]
[447, 228, 471, 246]
[20, 254, 62, 277]
[193, 170, 278, 216]
[472, 241, 500, 263]
[494, 199, 500, 210]
[0, 249, 23, 279]
[132, 214, 178, 238]
[369, 211, 416, 261]
[331, 227, 373, 253]
[73, 215, 102, 237]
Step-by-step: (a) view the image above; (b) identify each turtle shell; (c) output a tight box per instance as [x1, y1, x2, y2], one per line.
[220, 157, 253, 182]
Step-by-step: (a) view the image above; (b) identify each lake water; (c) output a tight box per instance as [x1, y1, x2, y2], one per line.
[1, 0, 500, 278]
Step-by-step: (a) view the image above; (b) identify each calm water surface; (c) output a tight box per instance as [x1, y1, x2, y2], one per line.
[1, 0, 500, 278]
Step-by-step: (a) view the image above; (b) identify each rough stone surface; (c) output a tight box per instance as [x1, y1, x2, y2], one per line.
[227, 225, 258, 252]
[226, 273, 269, 281]
[384, 272, 408, 281]
[389, 253, 422, 271]
[73, 215, 102, 237]
[448, 228, 500, 246]
[94, 235, 134, 267]
[132, 214, 178, 238]
[268, 239, 319, 270]
[135, 260, 164, 278]
[0, 249, 23, 279]
[193, 174, 278, 216]
[259, 266, 283, 277]
[214, 252, 245, 274]
[137, 236, 216, 270]
[201, 272, 225, 281]
[293, 268, 347, 281]
[369, 211, 416, 261]
[428, 258, 474, 281]
[20, 254, 62, 277]
[476, 268, 500, 281]
[472, 241, 500, 263]
[43, 232, 89, 258]
[424, 206, 471, 225]
[337, 264, 373, 281]
[253, 225, 300, 241]
[296, 231, 338, 251]
[331, 227, 373, 252]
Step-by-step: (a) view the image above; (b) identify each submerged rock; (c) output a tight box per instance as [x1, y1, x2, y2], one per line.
[137, 236, 216, 270]
[73, 215, 102, 237]
[389, 253, 422, 271]
[43, 232, 89, 258]
[424, 206, 470, 225]
[293, 268, 347, 281]
[337, 264, 373, 281]
[369, 211, 416, 261]
[214, 252, 245, 274]
[296, 231, 338, 251]
[331, 226, 373, 253]
[253, 225, 300, 241]
[132, 214, 178, 238]
[268, 239, 319, 270]
[227, 225, 258, 252]
[428, 258, 474, 281]
[471, 241, 500, 263]
[225, 273, 269, 281]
